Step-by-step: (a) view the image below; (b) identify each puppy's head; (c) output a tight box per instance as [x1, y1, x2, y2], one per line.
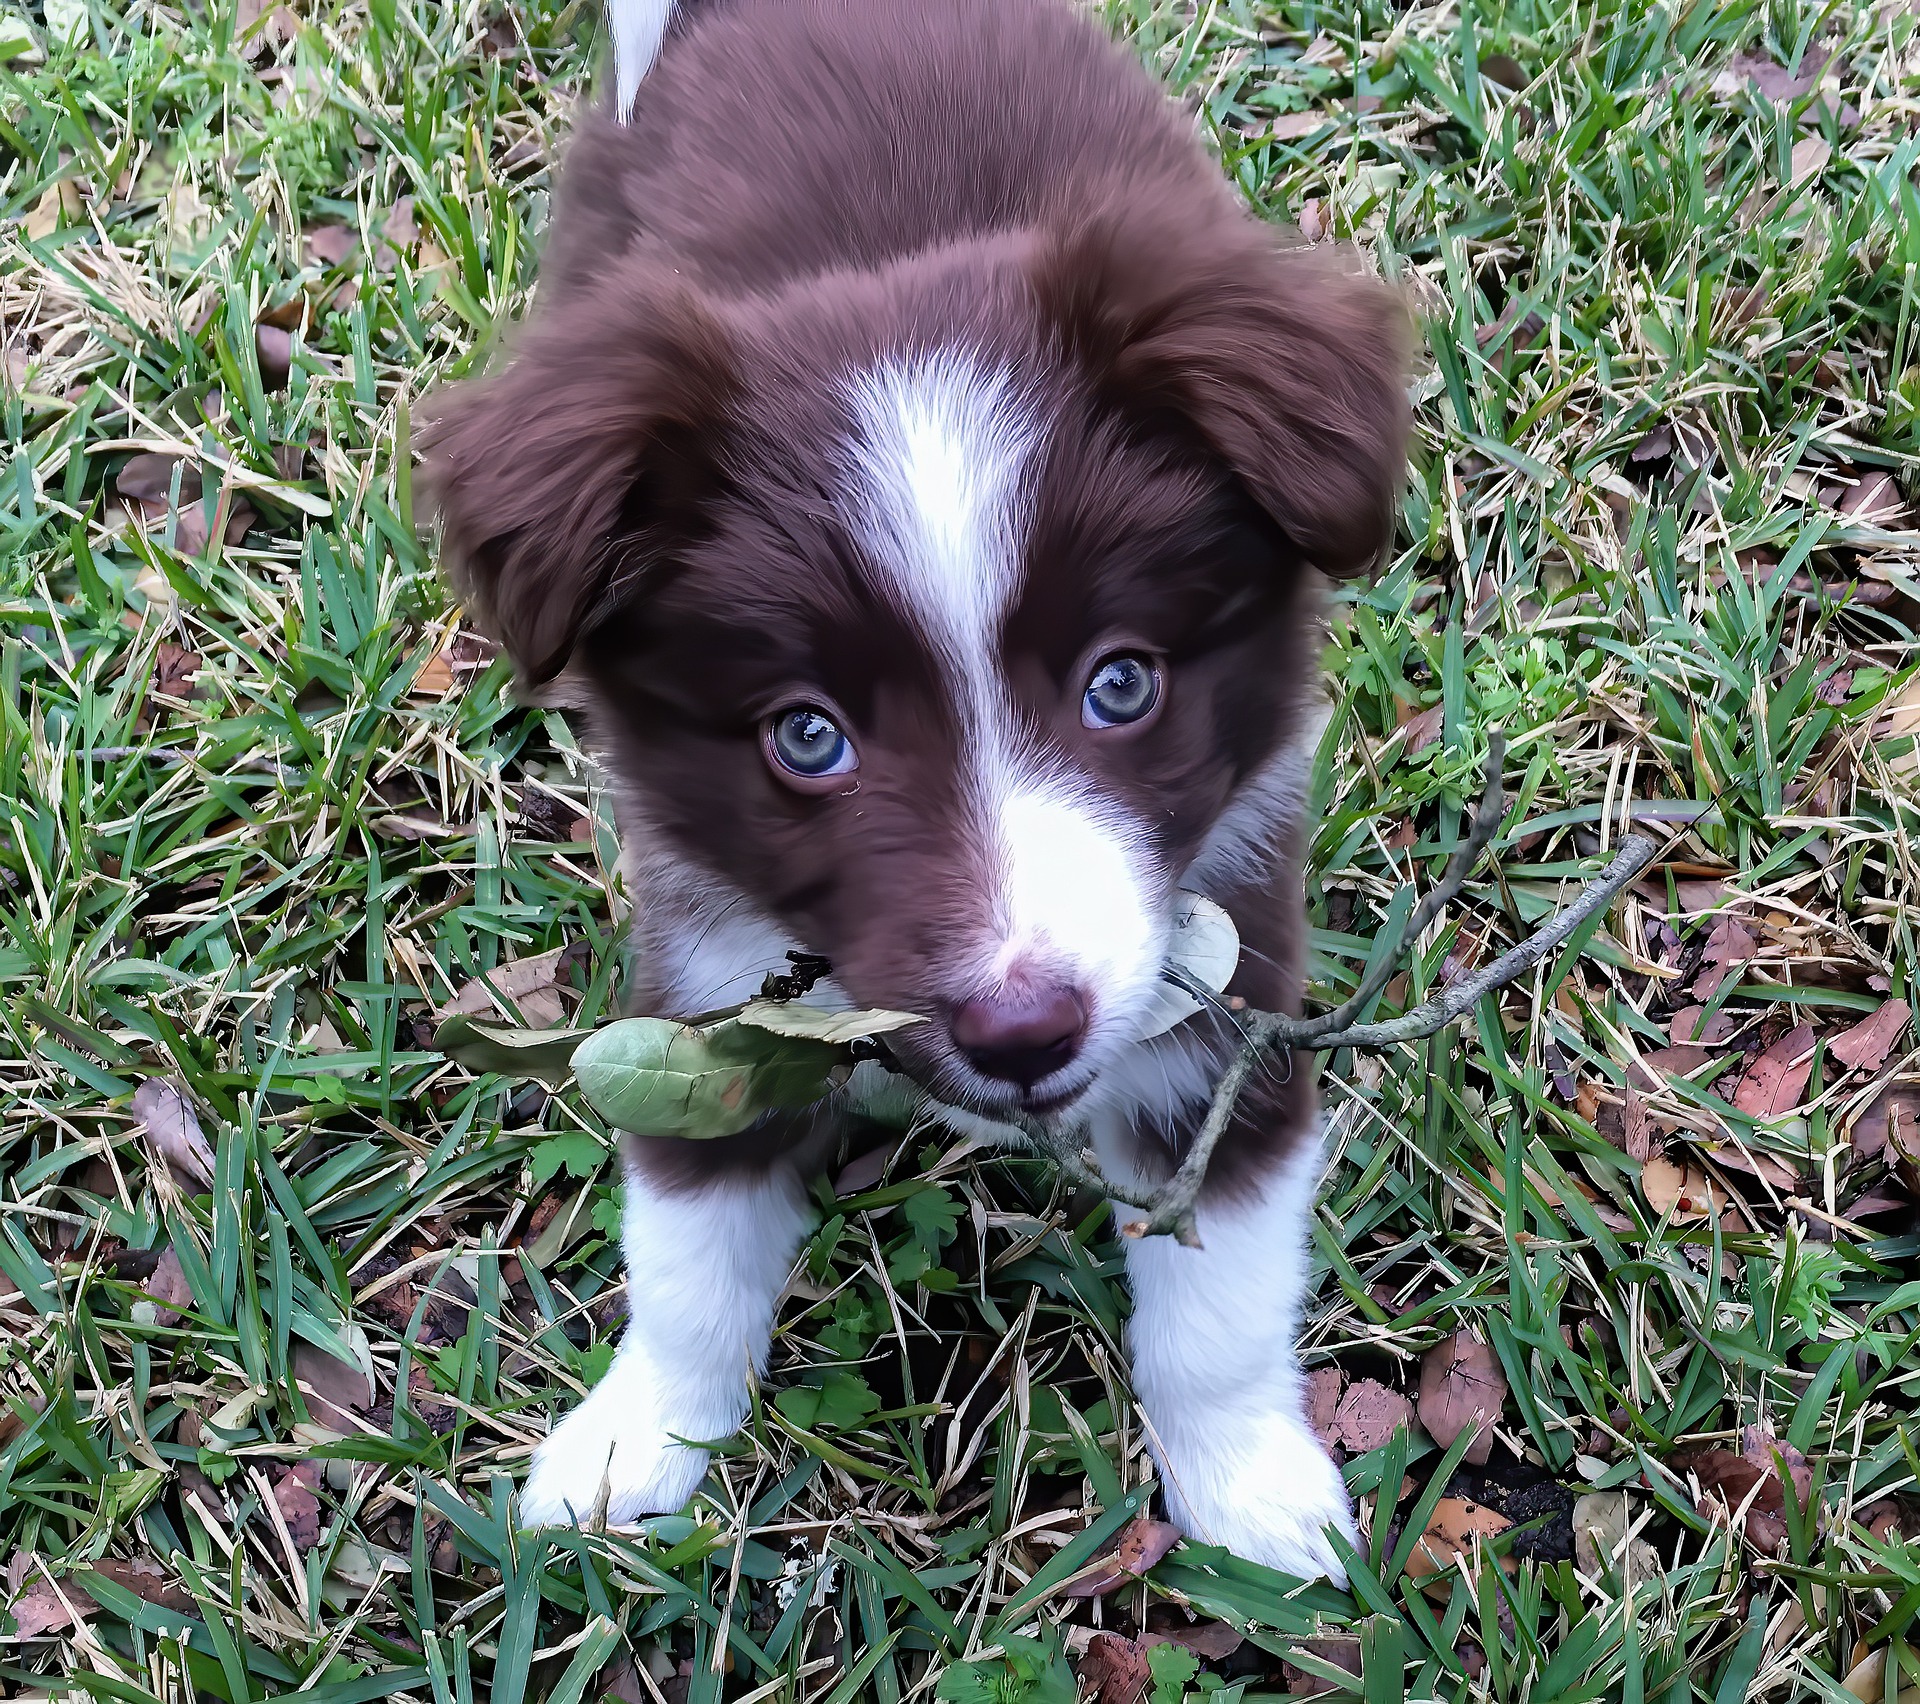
[423, 204, 1409, 1119]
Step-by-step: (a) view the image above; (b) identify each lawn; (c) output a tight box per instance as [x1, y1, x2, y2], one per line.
[3, 0, 1919, 1699]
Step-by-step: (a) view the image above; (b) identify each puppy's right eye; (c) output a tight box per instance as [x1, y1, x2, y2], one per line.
[764, 707, 859, 787]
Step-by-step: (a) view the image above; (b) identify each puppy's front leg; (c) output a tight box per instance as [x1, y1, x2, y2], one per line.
[1123, 1130, 1357, 1582]
[520, 1150, 812, 1526]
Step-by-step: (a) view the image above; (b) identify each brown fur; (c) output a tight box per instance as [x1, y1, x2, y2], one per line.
[420, 0, 1410, 1197]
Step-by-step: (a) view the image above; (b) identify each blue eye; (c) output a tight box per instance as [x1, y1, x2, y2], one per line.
[1082, 654, 1160, 728]
[766, 707, 858, 780]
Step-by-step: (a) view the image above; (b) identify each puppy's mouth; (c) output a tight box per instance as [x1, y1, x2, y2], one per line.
[879, 1044, 1096, 1125]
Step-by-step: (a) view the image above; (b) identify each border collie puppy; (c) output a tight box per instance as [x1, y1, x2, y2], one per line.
[424, 0, 1408, 1580]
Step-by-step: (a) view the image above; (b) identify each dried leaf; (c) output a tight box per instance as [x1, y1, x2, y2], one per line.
[117, 452, 196, 505]
[292, 1340, 375, 1432]
[137, 1246, 193, 1327]
[1146, 1621, 1243, 1661]
[1397, 702, 1444, 758]
[1113, 1517, 1182, 1574]
[1837, 468, 1912, 529]
[255, 322, 293, 390]
[1268, 109, 1329, 140]
[1076, 1631, 1152, 1702]
[1572, 1491, 1658, 1583]
[1628, 1043, 1714, 1091]
[1830, 1000, 1910, 1072]
[1728, 47, 1828, 101]
[1630, 423, 1674, 462]
[1305, 1364, 1344, 1450]
[1732, 1023, 1818, 1117]
[437, 944, 580, 1020]
[23, 180, 82, 242]
[1621, 1087, 1654, 1162]
[1283, 1636, 1363, 1697]
[1332, 1377, 1412, 1454]
[273, 1461, 325, 1551]
[1641, 1153, 1716, 1221]
[304, 223, 358, 267]
[1702, 917, 1759, 964]
[1670, 1005, 1738, 1045]
[1789, 135, 1831, 186]
[132, 1077, 214, 1187]
[1062, 1515, 1182, 1597]
[88, 1559, 196, 1617]
[1676, 1428, 1811, 1553]
[1416, 1333, 1507, 1464]
[1404, 1495, 1513, 1587]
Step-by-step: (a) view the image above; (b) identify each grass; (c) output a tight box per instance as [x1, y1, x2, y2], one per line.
[2, 0, 1918, 1698]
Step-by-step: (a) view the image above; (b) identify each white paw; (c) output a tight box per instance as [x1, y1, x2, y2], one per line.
[519, 1362, 714, 1527]
[1153, 1405, 1358, 1584]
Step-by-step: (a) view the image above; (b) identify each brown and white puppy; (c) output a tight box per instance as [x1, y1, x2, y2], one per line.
[424, 0, 1408, 1580]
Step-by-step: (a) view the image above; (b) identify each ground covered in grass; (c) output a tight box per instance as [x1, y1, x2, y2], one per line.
[4, 0, 1920, 1698]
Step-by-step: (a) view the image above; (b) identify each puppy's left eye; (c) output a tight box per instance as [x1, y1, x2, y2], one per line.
[765, 706, 859, 782]
[1082, 653, 1161, 729]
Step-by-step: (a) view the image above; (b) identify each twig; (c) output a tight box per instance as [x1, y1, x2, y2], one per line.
[1002, 738, 1659, 1247]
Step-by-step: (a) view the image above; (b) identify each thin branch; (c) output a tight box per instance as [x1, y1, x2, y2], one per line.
[998, 735, 1661, 1246]
[1287, 731, 1509, 1043]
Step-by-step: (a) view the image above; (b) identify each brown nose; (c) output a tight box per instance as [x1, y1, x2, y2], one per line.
[951, 983, 1088, 1089]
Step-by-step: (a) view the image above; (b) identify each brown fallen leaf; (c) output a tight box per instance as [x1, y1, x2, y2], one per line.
[1572, 1490, 1658, 1583]
[273, 1461, 325, 1551]
[1628, 1043, 1714, 1092]
[1268, 108, 1330, 141]
[832, 1138, 902, 1197]
[86, 1559, 197, 1618]
[1630, 422, 1674, 463]
[1830, 1001, 1911, 1072]
[1728, 47, 1828, 101]
[1675, 1428, 1811, 1553]
[1837, 468, 1912, 529]
[1398, 702, 1444, 758]
[1283, 1636, 1363, 1697]
[132, 1077, 214, 1187]
[1332, 1378, 1412, 1455]
[116, 455, 255, 556]
[7, 1569, 89, 1637]
[1621, 1087, 1654, 1162]
[1789, 135, 1831, 186]
[304, 223, 359, 268]
[1062, 1515, 1182, 1597]
[24, 180, 83, 242]
[1706, 1144, 1799, 1194]
[1417, 1333, 1506, 1465]
[1733, 1023, 1818, 1118]
[292, 1340, 375, 1432]
[236, 0, 297, 55]
[256, 322, 293, 390]
[138, 1245, 193, 1327]
[1146, 1621, 1244, 1661]
[408, 648, 459, 698]
[116, 451, 196, 505]
[1076, 1631, 1152, 1703]
[1641, 1152, 1719, 1221]
[436, 942, 583, 1024]
[1404, 1495, 1513, 1589]
[1702, 916, 1759, 964]
[1304, 1364, 1343, 1450]
[1670, 1005, 1738, 1045]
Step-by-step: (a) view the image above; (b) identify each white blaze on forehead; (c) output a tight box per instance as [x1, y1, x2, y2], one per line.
[843, 352, 1034, 677]
[841, 350, 1161, 1030]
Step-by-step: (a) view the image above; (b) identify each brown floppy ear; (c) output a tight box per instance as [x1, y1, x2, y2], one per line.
[1035, 204, 1412, 579]
[418, 268, 735, 684]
